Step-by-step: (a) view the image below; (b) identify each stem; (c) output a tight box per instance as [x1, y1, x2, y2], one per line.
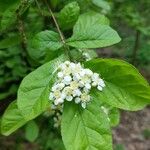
[44, 0, 71, 60]
[131, 30, 140, 65]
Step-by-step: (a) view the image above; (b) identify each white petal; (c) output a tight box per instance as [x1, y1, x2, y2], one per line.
[58, 72, 63, 78]
[92, 82, 97, 87]
[80, 70, 85, 77]
[81, 102, 86, 109]
[54, 100, 59, 105]
[85, 83, 91, 89]
[85, 69, 93, 76]
[70, 62, 76, 69]
[61, 93, 66, 99]
[83, 87, 90, 93]
[73, 73, 81, 81]
[75, 97, 81, 104]
[52, 85, 58, 91]
[64, 75, 72, 82]
[66, 96, 73, 101]
[79, 81, 84, 87]
[57, 98, 64, 104]
[73, 89, 81, 97]
[92, 73, 99, 81]
[59, 83, 65, 89]
[49, 92, 54, 100]
[97, 85, 103, 91]
[98, 79, 105, 87]
[60, 63, 66, 70]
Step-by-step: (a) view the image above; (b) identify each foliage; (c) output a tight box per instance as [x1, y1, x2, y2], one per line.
[0, 0, 150, 150]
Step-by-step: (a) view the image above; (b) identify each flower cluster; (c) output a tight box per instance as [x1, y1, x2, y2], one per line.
[49, 61, 105, 108]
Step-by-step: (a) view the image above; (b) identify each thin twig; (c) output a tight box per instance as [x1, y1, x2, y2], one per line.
[44, 0, 71, 60]
[44, 0, 65, 44]
[132, 30, 140, 65]
[35, 0, 44, 16]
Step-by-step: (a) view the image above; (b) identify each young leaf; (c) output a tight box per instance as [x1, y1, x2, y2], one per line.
[61, 99, 112, 150]
[66, 12, 121, 48]
[1, 101, 27, 136]
[57, 2, 80, 30]
[92, 0, 111, 12]
[25, 120, 39, 142]
[84, 59, 150, 110]
[28, 30, 63, 63]
[17, 55, 67, 120]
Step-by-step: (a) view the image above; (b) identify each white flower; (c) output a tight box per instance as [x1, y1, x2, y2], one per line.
[98, 79, 105, 87]
[49, 92, 54, 100]
[81, 102, 86, 109]
[63, 87, 72, 96]
[75, 97, 81, 104]
[63, 75, 72, 85]
[97, 85, 103, 91]
[74, 63, 82, 74]
[81, 75, 91, 84]
[66, 96, 73, 101]
[73, 73, 81, 81]
[84, 69, 93, 76]
[70, 62, 76, 69]
[79, 70, 86, 77]
[73, 89, 81, 97]
[59, 63, 66, 70]
[80, 93, 90, 102]
[85, 83, 91, 90]
[70, 81, 79, 90]
[92, 73, 99, 81]
[58, 72, 64, 78]
[53, 90, 61, 99]
[49, 61, 105, 108]
[59, 83, 65, 90]
[52, 84, 58, 91]
[54, 98, 64, 105]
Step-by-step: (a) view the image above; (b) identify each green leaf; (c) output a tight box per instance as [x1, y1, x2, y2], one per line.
[0, 85, 18, 100]
[28, 30, 63, 63]
[25, 120, 39, 142]
[0, 0, 18, 13]
[84, 59, 150, 110]
[58, 2, 80, 30]
[50, 0, 59, 9]
[66, 11, 121, 49]
[61, 99, 112, 150]
[17, 55, 67, 120]
[0, 5, 17, 31]
[0, 35, 20, 49]
[108, 107, 120, 127]
[1, 101, 27, 136]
